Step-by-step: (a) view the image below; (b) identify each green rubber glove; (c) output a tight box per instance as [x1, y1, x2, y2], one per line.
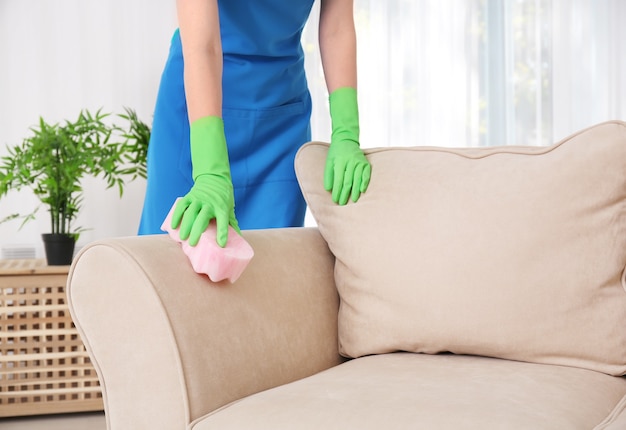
[324, 87, 371, 205]
[171, 116, 240, 248]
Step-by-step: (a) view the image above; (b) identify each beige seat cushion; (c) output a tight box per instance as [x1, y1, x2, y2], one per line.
[295, 121, 626, 376]
[191, 353, 626, 429]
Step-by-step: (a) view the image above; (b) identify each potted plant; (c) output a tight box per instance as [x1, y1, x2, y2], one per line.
[0, 108, 150, 265]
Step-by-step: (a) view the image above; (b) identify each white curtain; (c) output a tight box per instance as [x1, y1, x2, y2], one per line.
[1, 0, 625, 253]
[306, 0, 626, 148]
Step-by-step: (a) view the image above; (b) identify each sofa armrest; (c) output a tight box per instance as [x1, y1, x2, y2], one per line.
[67, 227, 342, 429]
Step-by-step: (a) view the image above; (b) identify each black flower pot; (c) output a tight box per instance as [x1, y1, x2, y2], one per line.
[42, 233, 76, 266]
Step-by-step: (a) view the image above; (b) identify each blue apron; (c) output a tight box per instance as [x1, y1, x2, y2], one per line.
[139, 0, 315, 235]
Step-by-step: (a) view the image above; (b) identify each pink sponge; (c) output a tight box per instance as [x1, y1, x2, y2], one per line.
[161, 200, 254, 283]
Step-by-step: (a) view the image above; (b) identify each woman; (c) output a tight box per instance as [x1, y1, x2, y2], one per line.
[138, 0, 370, 247]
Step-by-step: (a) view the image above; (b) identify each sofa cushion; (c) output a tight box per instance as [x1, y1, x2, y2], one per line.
[191, 353, 626, 429]
[295, 121, 626, 376]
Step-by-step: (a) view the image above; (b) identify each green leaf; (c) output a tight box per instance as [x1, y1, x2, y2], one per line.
[0, 107, 150, 235]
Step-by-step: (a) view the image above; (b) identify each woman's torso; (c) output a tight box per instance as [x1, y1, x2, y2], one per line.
[217, 0, 316, 108]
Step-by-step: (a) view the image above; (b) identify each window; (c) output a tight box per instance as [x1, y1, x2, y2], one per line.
[304, 0, 626, 148]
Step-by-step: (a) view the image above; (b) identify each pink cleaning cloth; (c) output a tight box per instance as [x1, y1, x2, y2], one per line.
[161, 199, 254, 283]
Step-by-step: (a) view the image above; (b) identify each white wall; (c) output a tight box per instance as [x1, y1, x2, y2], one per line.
[0, 0, 177, 256]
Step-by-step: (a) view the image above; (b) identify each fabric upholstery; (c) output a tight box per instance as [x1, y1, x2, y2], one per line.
[191, 353, 626, 430]
[295, 121, 626, 376]
[67, 229, 342, 428]
[67, 121, 626, 430]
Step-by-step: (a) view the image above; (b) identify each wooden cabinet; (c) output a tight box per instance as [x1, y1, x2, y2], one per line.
[0, 259, 103, 417]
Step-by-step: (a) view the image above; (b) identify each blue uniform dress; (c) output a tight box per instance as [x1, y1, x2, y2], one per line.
[138, 0, 316, 235]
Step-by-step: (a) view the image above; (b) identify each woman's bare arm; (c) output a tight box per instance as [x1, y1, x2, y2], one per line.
[177, 0, 223, 122]
[319, 0, 358, 93]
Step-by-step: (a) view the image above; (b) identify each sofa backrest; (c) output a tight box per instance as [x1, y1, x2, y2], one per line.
[295, 121, 626, 376]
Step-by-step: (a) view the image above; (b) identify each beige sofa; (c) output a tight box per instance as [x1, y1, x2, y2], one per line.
[68, 121, 626, 429]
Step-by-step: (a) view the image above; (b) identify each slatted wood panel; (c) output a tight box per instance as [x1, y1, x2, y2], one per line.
[0, 259, 103, 417]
